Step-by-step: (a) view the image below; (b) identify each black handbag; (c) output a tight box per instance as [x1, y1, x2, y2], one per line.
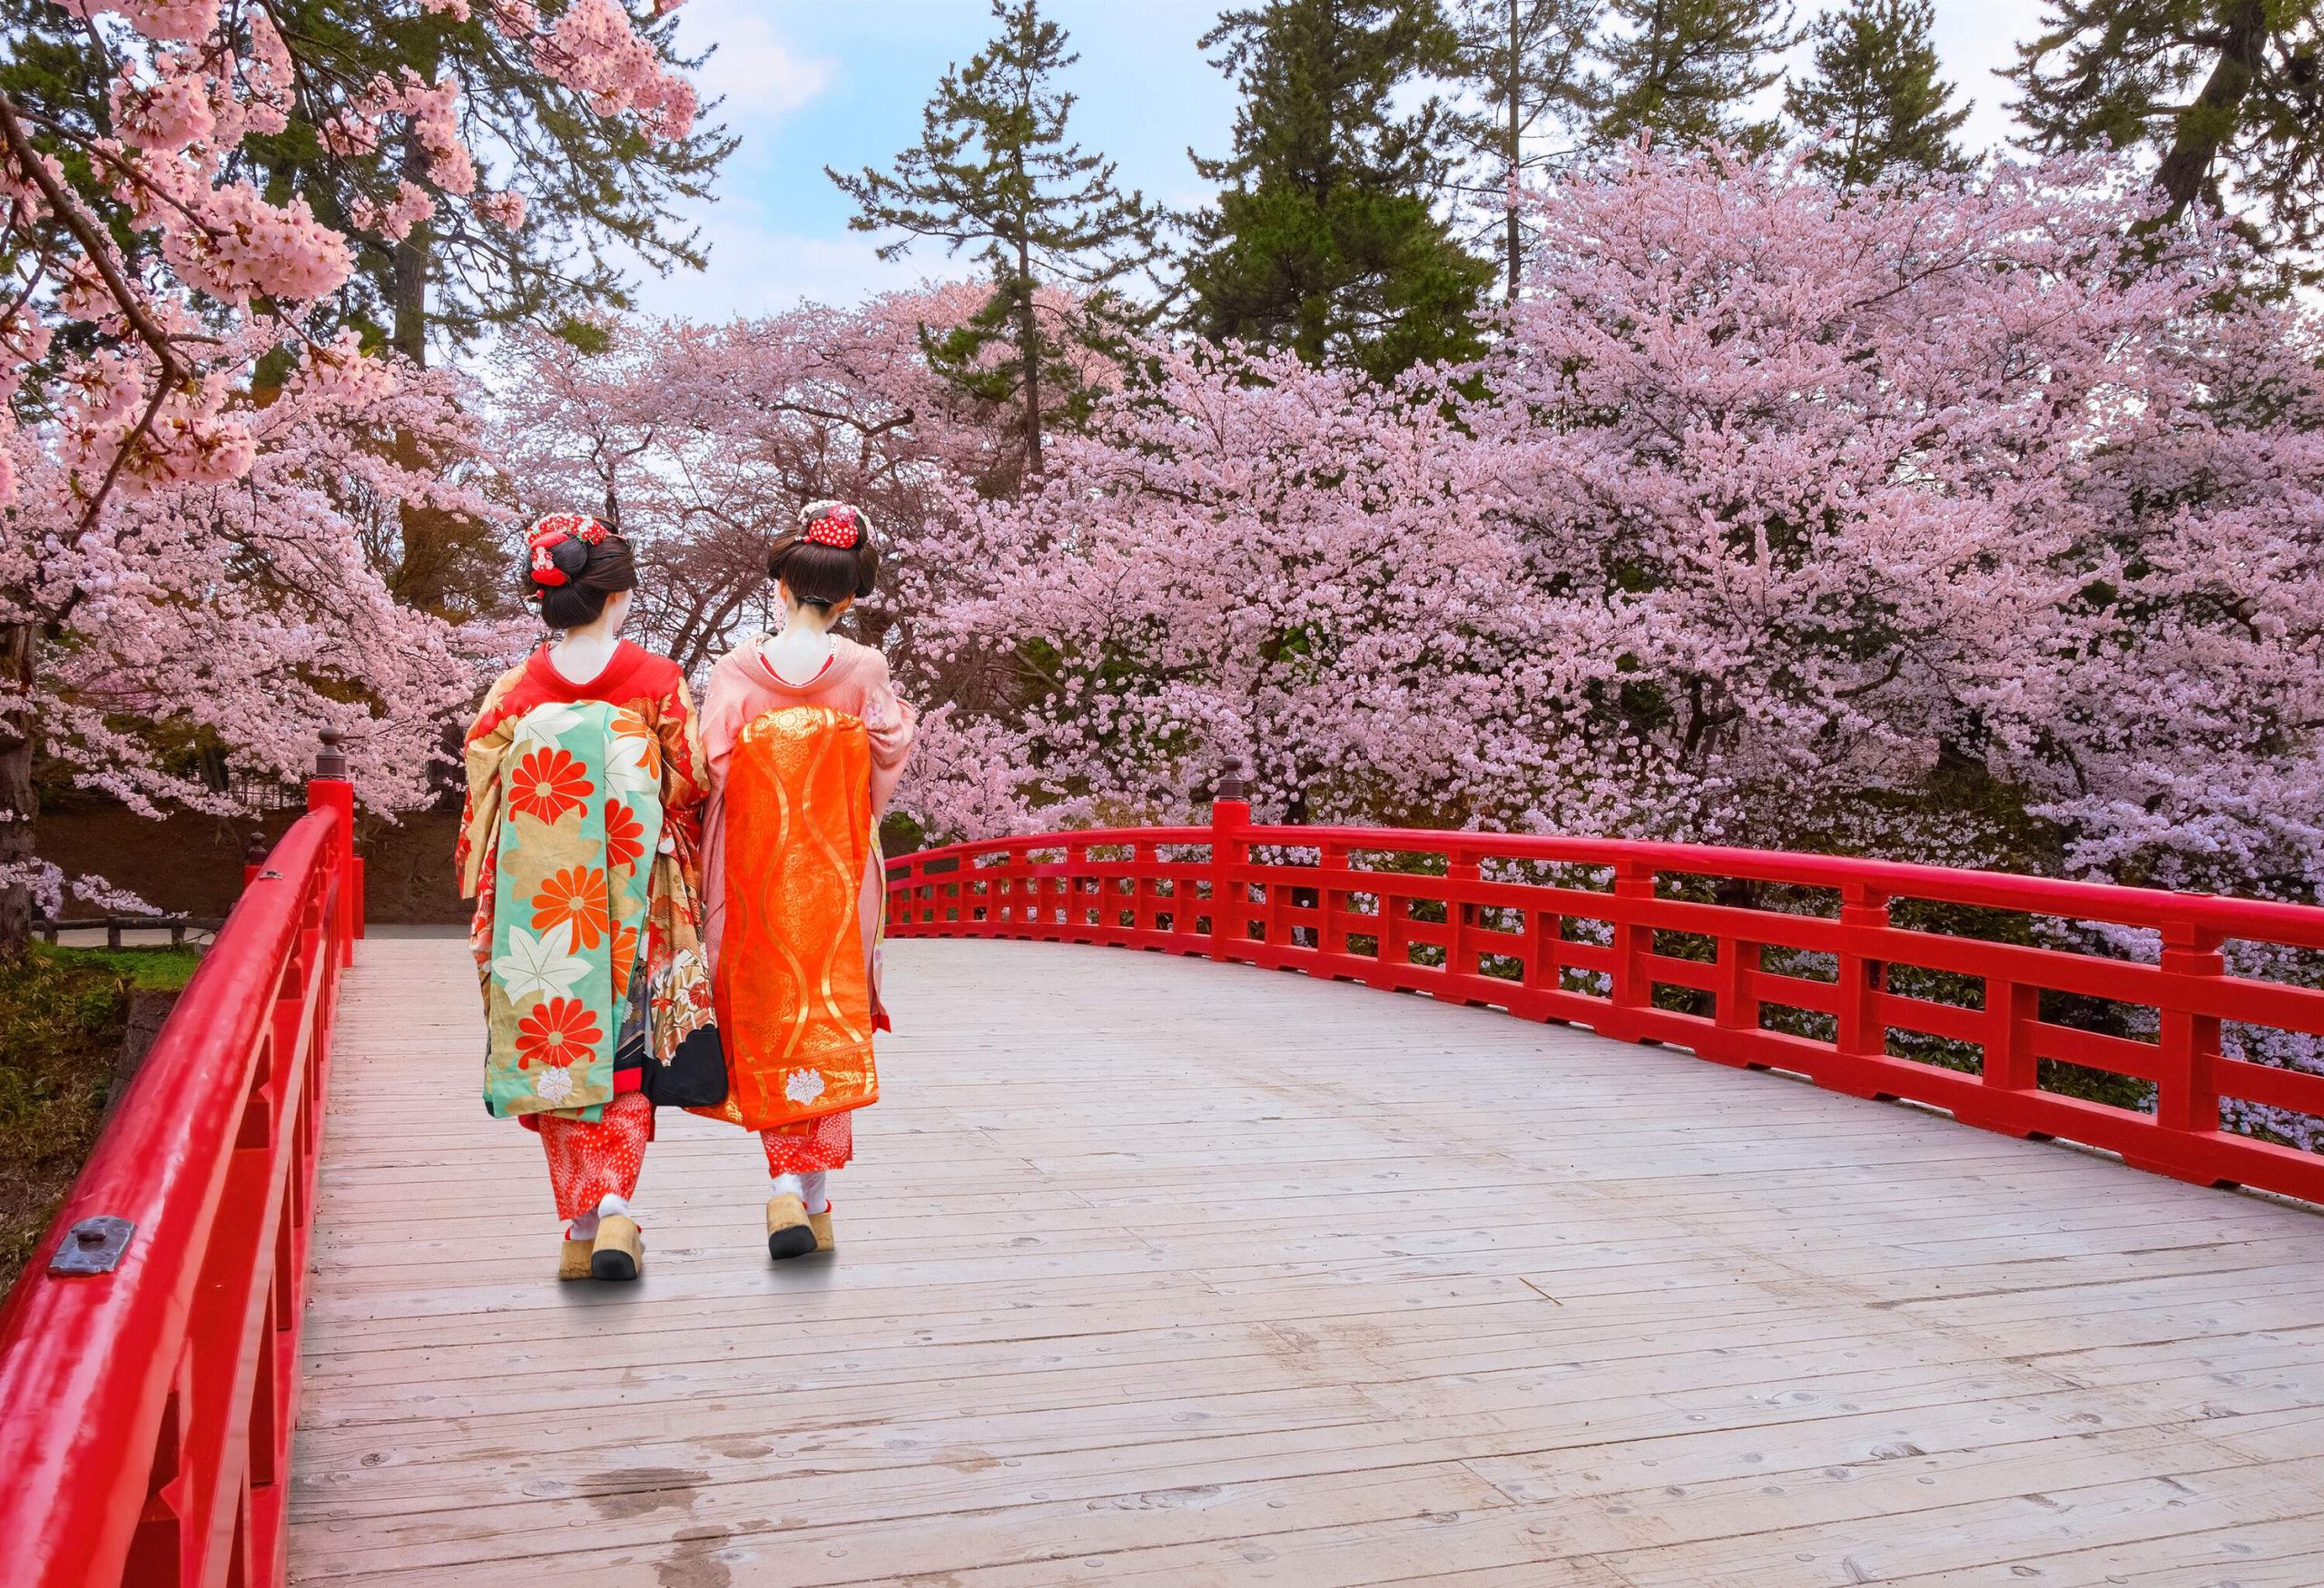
[645, 1021, 729, 1107]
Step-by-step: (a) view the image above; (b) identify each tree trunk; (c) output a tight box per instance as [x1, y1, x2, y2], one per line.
[0, 621, 38, 958]
[390, 138, 430, 369]
[2155, 0, 2268, 217]
[1014, 239, 1044, 480]
[387, 136, 465, 613]
[1504, 0, 1521, 302]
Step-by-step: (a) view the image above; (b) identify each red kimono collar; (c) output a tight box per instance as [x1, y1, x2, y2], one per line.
[524, 638, 655, 703]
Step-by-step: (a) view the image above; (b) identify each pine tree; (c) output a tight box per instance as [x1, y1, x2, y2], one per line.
[1445, 0, 1597, 300]
[268, 0, 734, 615]
[252, 2, 733, 368]
[1588, 0, 1797, 154]
[831, 0, 1163, 485]
[1183, 0, 1495, 378]
[2011, 1, 2324, 264]
[1786, 0, 1974, 188]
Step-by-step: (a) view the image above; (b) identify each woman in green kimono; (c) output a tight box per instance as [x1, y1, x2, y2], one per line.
[456, 514, 723, 1281]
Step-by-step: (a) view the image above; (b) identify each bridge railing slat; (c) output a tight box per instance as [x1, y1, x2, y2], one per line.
[885, 795, 2324, 1207]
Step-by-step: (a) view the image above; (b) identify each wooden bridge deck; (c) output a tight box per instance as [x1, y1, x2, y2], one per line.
[289, 936, 2324, 1587]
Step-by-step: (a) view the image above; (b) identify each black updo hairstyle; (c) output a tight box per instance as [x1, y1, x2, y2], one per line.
[521, 512, 638, 630]
[767, 499, 880, 611]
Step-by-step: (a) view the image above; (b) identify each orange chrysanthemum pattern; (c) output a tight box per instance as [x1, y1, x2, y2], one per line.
[610, 923, 638, 992]
[604, 799, 645, 869]
[531, 866, 610, 950]
[515, 996, 601, 1069]
[508, 747, 593, 824]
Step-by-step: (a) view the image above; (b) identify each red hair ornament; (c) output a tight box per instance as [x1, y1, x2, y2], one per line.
[803, 508, 860, 549]
[524, 512, 610, 594]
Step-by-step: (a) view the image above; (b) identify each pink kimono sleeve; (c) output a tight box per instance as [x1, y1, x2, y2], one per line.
[859, 651, 918, 816]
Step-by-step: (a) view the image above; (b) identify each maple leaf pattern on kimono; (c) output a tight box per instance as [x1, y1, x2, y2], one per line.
[493, 923, 589, 1002]
[514, 702, 586, 748]
[604, 726, 660, 799]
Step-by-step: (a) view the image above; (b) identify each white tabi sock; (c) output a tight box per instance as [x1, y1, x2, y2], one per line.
[568, 1192, 631, 1243]
[770, 1171, 804, 1202]
[802, 1171, 830, 1216]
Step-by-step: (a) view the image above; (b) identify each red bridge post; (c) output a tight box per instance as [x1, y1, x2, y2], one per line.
[1606, 856, 1654, 1041]
[1209, 758, 1251, 961]
[2141, 916, 2230, 1185]
[307, 728, 361, 962]
[1830, 883, 1898, 1100]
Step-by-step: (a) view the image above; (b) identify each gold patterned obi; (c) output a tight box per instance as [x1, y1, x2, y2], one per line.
[699, 705, 879, 1131]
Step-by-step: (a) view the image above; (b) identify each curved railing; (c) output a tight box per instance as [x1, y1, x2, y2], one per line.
[887, 786, 2324, 1206]
[0, 743, 362, 1588]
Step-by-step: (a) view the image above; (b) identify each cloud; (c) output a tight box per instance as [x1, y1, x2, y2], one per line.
[630, 201, 970, 322]
[608, 5, 872, 320]
[673, 0, 832, 129]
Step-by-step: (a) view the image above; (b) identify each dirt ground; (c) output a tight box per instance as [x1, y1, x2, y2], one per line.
[36, 805, 468, 925]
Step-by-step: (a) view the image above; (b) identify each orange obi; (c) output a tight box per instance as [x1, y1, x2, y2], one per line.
[699, 705, 879, 1132]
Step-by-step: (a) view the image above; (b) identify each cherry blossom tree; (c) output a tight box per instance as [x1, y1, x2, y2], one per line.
[1472, 145, 2324, 905]
[1, 0, 703, 949]
[901, 341, 1584, 839]
[489, 286, 1059, 675]
[5, 335, 499, 922]
[907, 146, 2323, 892]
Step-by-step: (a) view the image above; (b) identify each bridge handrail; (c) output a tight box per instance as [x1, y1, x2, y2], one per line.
[894, 824, 2324, 946]
[886, 791, 2324, 1206]
[0, 745, 360, 1588]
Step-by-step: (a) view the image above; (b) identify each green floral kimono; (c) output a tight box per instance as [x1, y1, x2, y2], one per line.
[479, 701, 658, 1118]
[458, 641, 723, 1123]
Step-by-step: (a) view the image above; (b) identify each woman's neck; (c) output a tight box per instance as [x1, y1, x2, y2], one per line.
[548, 616, 623, 684]
[762, 604, 838, 685]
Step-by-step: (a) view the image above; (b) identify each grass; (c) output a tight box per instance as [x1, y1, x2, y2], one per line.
[0, 944, 196, 1295]
[31, 941, 203, 991]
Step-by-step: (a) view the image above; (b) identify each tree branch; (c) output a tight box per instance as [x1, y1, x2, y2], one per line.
[0, 90, 189, 528]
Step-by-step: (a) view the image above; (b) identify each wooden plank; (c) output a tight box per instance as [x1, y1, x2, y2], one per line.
[289, 937, 2324, 1584]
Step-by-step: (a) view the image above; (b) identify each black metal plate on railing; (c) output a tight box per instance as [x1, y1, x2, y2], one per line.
[49, 1217, 135, 1277]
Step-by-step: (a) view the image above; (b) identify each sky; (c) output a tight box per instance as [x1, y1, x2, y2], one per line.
[634, 0, 2050, 322]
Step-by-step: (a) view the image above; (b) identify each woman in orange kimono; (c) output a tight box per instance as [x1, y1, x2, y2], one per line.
[699, 500, 915, 1259]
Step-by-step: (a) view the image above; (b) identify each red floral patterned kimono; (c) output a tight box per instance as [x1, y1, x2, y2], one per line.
[456, 640, 710, 1219]
[697, 634, 915, 1174]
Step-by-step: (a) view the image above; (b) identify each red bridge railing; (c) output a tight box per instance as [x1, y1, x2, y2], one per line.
[887, 781, 2324, 1206]
[0, 738, 364, 1588]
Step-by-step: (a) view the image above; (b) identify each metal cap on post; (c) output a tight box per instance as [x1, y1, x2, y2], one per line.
[314, 726, 349, 781]
[1212, 755, 1250, 809]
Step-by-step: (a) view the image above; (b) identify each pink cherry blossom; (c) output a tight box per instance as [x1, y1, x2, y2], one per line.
[352, 181, 438, 243]
[474, 189, 527, 230]
[109, 64, 213, 153]
[3, 0, 710, 930]
[59, 0, 220, 45]
[534, 0, 698, 138]
[7, 338, 497, 849]
[490, 288, 1036, 674]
